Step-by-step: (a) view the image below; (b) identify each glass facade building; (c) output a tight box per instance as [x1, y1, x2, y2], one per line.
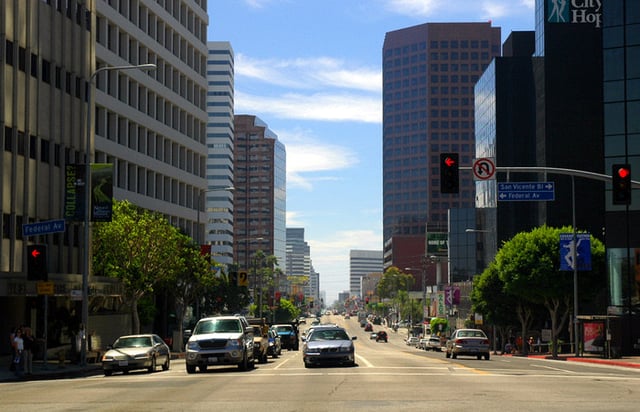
[603, 0, 640, 353]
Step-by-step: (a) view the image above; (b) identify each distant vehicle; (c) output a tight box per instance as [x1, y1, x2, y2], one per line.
[376, 331, 388, 343]
[425, 336, 442, 351]
[102, 334, 170, 376]
[364, 323, 373, 332]
[272, 324, 299, 351]
[302, 326, 357, 368]
[185, 315, 255, 373]
[406, 336, 420, 346]
[370, 332, 378, 340]
[445, 329, 490, 360]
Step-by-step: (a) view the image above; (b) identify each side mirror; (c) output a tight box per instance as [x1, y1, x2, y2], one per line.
[352, 336, 357, 340]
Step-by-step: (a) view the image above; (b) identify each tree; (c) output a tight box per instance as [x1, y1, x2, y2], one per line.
[92, 200, 185, 334]
[471, 262, 523, 352]
[163, 234, 212, 343]
[494, 225, 605, 357]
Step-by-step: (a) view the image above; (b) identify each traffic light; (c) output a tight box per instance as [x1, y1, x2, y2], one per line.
[612, 164, 632, 205]
[440, 153, 459, 193]
[27, 245, 48, 281]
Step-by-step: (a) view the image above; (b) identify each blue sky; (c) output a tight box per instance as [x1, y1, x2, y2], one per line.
[207, 0, 535, 303]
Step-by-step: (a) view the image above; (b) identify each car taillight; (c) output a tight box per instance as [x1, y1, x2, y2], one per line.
[482, 339, 489, 344]
[455, 339, 466, 344]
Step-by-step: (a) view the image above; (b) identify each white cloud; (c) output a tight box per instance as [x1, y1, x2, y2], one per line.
[236, 54, 381, 93]
[236, 91, 381, 123]
[277, 128, 359, 190]
[384, 0, 535, 19]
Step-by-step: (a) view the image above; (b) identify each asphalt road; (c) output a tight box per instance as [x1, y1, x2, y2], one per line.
[2, 315, 640, 411]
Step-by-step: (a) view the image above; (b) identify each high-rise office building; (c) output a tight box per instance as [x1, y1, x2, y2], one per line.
[603, 0, 640, 355]
[205, 42, 235, 266]
[0, 0, 209, 341]
[233, 115, 286, 275]
[349, 250, 383, 298]
[382, 22, 501, 279]
[286, 227, 311, 302]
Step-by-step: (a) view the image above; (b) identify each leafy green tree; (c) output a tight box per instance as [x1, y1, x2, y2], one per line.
[92, 200, 185, 334]
[494, 225, 605, 357]
[163, 234, 212, 341]
[471, 262, 522, 351]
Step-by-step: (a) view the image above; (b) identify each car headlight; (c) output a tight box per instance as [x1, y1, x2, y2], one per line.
[186, 341, 200, 351]
[305, 348, 320, 354]
[340, 345, 353, 353]
[228, 338, 242, 348]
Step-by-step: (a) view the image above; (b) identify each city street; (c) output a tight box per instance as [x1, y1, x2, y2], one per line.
[2, 316, 640, 411]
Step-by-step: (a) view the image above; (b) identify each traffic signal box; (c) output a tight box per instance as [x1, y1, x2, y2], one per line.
[440, 153, 459, 194]
[612, 164, 632, 205]
[27, 244, 48, 281]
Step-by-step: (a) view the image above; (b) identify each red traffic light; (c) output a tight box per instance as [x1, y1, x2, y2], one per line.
[443, 156, 456, 167]
[31, 248, 42, 259]
[612, 164, 632, 205]
[617, 166, 630, 179]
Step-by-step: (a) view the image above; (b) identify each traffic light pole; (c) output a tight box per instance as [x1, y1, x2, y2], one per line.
[461, 164, 637, 357]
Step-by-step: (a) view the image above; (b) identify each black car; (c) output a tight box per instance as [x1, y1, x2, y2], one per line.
[376, 331, 388, 342]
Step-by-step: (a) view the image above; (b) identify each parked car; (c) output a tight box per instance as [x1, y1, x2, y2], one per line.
[302, 326, 357, 368]
[370, 332, 378, 340]
[417, 337, 429, 350]
[249, 325, 269, 363]
[364, 323, 373, 332]
[376, 331, 388, 343]
[267, 329, 282, 358]
[406, 336, 420, 346]
[445, 329, 491, 360]
[185, 315, 255, 373]
[425, 336, 442, 351]
[102, 334, 170, 376]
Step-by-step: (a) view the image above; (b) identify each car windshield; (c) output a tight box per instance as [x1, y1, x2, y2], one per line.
[113, 336, 151, 348]
[275, 326, 293, 333]
[309, 329, 350, 341]
[195, 319, 241, 334]
[458, 330, 486, 338]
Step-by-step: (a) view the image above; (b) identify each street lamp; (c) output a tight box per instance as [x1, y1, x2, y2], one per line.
[82, 63, 156, 366]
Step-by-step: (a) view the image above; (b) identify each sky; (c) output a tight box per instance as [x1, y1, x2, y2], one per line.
[207, 0, 535, 304]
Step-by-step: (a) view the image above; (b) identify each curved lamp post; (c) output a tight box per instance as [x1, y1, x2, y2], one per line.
[81, 64, 156, 366]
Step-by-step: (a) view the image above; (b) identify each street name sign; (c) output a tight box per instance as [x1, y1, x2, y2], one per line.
[22, 219, 66, 236]
[498, 182, 555, 201]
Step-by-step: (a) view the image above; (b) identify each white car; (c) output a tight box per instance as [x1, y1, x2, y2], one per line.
[406, 336, 420, 346]
[425, 336, 442, 351]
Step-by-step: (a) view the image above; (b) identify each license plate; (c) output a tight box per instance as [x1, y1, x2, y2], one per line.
[118, 360, 128, 366]
[207, 357, 218, 364]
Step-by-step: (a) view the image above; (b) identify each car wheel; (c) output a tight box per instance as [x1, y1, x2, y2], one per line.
[484, 353, 491, 360]
[186, 364, 196, 374]
[477, 355, 482, 360]
[452, 353, 457, 359]
[445, 351, 451, 358]
[104, 369, 113, 376]
[162, 356, 170, 371]
[304, 361, 311, 368]
[148, 356, 156, 373]
[199, 365, 207, 372]
[239, 351, 249, 371]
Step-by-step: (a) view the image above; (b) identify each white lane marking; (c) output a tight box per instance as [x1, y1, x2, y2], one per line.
[356, 354, 374, 368]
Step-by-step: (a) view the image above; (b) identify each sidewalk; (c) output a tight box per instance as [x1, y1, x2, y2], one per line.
[500, 352, 640, 369]
[0, 354, 103, 382]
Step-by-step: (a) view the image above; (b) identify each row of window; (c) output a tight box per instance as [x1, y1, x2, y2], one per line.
[40, 0, 91, 30]
[102, 0, 207, 43]
[96, 16, 208, 111]
[384, 51, 492, 68]
[385, 39, 493, 57]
